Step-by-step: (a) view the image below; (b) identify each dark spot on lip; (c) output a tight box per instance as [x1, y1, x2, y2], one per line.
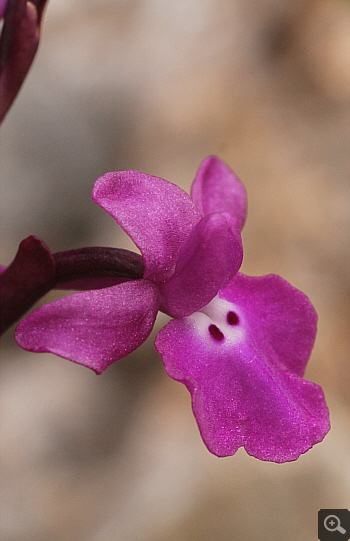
[209, 324, 224, 341]
[227, 311, 239, 325]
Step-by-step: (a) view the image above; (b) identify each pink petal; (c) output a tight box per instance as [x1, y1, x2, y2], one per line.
[155, 275, 329, 462]
[191, 156, 247, 230]
[92, 170, 201, 282]
[56, 277, 129, 290]
[160, 213, 243, 317]
[15, 279, 160, 374]
[220, 273, 318, 377]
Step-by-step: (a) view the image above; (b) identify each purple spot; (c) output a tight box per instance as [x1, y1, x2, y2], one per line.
[227, 311, 239, 325]
[209, 324, 224, 341]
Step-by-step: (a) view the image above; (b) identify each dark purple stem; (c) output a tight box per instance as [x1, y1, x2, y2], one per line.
[54, 246, 145, 285]
[0, 236, 145, 336]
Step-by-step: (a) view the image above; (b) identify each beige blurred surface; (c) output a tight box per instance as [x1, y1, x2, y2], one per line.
[0, 0, 349, 540]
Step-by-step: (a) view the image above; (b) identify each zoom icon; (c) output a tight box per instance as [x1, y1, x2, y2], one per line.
[319, 510, 350, 541]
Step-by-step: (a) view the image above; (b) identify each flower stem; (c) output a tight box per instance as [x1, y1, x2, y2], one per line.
[54, 247, 144, 284]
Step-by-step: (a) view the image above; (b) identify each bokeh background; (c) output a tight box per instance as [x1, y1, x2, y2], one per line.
[1, 0, 349, 539]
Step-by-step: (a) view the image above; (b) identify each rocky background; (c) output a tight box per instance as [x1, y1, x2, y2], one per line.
[1, 0, 349, 540]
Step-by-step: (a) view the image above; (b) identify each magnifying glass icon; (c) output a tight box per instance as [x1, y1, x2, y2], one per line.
[324, 515, 346, 534]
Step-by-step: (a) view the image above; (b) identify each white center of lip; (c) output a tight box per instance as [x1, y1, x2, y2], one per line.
[186, 295, 245, 345]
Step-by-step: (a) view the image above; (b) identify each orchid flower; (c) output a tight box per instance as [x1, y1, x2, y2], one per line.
[15, 156, 330, 462]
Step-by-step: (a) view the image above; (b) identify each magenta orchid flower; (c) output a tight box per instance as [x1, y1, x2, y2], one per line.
[15, 156, 330, 462]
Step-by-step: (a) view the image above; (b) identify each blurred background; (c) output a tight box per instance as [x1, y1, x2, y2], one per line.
[0, 0, 349, 539]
